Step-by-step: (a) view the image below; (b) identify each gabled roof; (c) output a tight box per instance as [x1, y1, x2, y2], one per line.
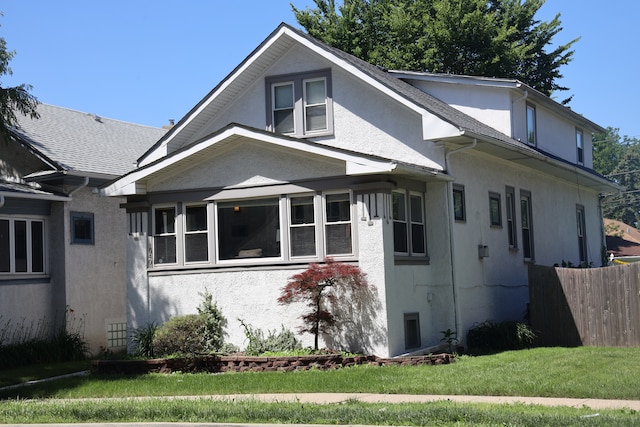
[102, 123, 448, 197]
[131, 23, 618, 194]
[11, 103, 167, 180]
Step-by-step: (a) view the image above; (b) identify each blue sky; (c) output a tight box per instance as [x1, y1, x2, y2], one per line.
[2, 1, 638, 139]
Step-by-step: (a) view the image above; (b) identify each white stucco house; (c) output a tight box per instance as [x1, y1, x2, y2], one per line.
[0, 104, 166, 354]
[103, 23, 619, 357]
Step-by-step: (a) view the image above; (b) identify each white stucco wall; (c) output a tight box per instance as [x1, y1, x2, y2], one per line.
[447, 149, 604, 339]
[64, 187, 127, 354]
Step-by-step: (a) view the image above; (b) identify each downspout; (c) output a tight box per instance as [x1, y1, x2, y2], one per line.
[0, 195, 4, 208]
[444, 137, 477, 345]
[68, 176, 89, 197]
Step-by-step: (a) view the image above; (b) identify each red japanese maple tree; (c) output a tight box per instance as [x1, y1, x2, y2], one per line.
[278, 257, 369, 350]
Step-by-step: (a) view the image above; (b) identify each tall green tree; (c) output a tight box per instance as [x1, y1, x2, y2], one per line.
[594, 128, 640, 227]
[293, 0, 578, 99]
[0, 17, 39, 140]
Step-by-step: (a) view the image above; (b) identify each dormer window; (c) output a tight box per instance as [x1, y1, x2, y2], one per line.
[266, 69, 333, 137]
[526, 103, 536, 145]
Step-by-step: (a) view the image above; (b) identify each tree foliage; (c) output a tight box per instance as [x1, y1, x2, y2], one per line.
[594, 128, 640, 227]
[292, 0, 578, 99]
[0, 17, 39, 140]
[278, 258, 369, 350]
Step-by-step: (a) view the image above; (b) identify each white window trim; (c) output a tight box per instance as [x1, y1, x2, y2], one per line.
[526, 103, 537, 146]
[183, 203, 211, 265]
[393, 190, 427, 257]
[152, 204, 178, 266]
[0, 215, 47, 277]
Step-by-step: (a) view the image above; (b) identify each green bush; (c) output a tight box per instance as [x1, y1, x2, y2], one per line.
[239, 319, 302, 356]
[466, 320, 537, 355]
[152, 290, 228, 357]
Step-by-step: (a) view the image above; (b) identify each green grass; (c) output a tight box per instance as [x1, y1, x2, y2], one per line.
[0, 360, 91, 388]
[1, 347, 639, 426]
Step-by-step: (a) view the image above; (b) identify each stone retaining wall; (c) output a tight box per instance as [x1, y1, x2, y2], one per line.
[92, 353, 454, 375]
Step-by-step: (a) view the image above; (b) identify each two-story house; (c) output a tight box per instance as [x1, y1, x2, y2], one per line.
[103, 24, 618, 357]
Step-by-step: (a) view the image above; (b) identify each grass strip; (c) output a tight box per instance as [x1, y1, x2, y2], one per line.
[0, 398, 637, 426]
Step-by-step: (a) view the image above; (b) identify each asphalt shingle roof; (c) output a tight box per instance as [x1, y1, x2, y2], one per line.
[12, 103, 166, 177]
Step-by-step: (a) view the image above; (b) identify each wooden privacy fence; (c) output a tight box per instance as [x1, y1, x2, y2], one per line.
[528, 263, 640, 347]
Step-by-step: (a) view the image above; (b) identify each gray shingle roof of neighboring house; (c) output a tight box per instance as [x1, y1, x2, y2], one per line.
[12, 103, 167, 178]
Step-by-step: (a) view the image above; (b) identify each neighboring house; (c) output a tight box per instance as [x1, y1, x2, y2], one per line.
[604, 218, 640, 263]
[103, 23, 619, 357]
[0, 104, 166, 354]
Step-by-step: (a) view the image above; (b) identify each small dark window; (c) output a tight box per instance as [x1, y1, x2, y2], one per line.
[489, 192, 502, 227]
[576, 128, 584, 164]
[404, 313, 421, 349]
[453, 184, 466, 222]
[71, 212, 94, 245]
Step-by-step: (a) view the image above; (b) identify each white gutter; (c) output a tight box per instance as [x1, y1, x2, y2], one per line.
[0, 192, 71, 202]
[444, 137, 477, 345]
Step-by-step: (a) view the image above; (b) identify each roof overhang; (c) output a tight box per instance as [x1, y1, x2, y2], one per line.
[103, 124, 442, 197]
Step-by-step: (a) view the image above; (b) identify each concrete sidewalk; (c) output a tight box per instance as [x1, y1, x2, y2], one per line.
[32, 392, 640, 410]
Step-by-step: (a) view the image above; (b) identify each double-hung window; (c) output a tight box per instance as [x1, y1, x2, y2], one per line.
[184, 204, 209, 263]
[452, 184, 466, 222]
[520, 191, 534, 261]
[392, 190, 426, 256]
[0, 216, 46, 275]
[153, 206, 177, 265]
[526, 103, 537, 145]
[289, 195, 317, 258]
[324, 193, 352, 255]
[576, 128, 584, 165]
[267, 69, 333, 138]
[576, 205, 587, 265]
[505, 186, 517, 249]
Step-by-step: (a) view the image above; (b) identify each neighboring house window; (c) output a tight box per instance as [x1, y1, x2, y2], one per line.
[153, 206, 177, 265]
[150, 191, 353, 268]
[489, 192, 502, 227]
[576, 205, 587, 265]
[576, 128, 584, 165]
[392, 190, 426, 256]
[0, 216, 46, 274]
[404, 313, 421, 349]
[184, 204, 209, 263]
[266, 69, 333, 137]
[71, 211, 94, 245]
[453, 184, 466, 222]
[505, 186, 517, 249]
[526, 103, 536, 145]
[520, 191, 534, 261]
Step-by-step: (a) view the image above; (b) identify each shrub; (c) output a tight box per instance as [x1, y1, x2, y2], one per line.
[239, 319, 302, 356]
[466, 320, 538, 355]
[152, 290, 228, 357]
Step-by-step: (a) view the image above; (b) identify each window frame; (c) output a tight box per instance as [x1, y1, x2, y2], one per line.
[453, 184, 466, 222]
[576, 128, 584, 165]
[183, 203, 210, 264]
[520, 190, 534, 261]
[392, 190, 427, 257]
[152, 204, 178, 266]
[266, 69, 333, 138]
[70, 211, 95, 245]
[489, 192, 502, 227]
[0, 215, 47, 277]
[526, 103, 537, 145]
[505, 186, 517, 249]
[576, 204, 588, 265]
[149, 191, 355, 269]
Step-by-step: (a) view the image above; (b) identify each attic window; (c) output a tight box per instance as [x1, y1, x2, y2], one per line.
[266, 69, 333, 137]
